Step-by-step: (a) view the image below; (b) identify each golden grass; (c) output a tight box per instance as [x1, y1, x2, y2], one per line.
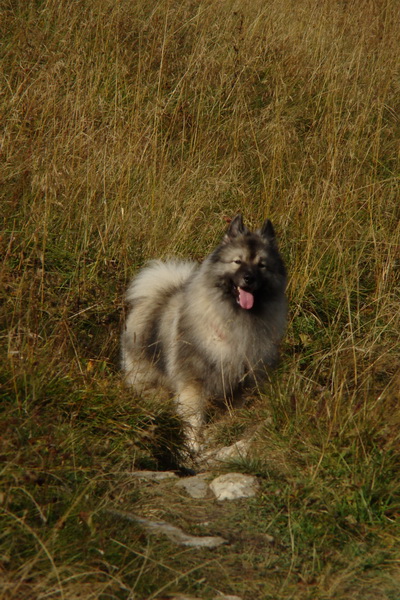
[1, 0, 400, 598]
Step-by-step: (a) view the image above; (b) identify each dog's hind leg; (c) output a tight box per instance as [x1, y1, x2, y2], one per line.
[175, 383, 206, 453]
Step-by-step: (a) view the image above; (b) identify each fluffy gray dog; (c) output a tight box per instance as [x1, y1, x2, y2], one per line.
[121, 215, 287, 449]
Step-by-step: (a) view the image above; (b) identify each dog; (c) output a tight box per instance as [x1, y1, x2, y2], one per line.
[121, 214, 287, 450]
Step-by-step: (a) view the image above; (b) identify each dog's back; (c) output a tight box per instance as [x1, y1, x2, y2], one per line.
[121, 259, 197, 389]
[125, 259, 196, 304]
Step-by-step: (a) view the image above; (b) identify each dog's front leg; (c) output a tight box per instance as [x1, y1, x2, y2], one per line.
[175, 383, 206, 453]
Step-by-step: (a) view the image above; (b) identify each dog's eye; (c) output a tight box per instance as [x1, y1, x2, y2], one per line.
[233, 259, 242, 265]
[259, 262, 267, 269]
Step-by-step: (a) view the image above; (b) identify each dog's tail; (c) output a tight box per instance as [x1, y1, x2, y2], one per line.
[126, 260, 196, 304]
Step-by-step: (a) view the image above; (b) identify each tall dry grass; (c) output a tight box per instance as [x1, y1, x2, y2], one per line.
[1, 0, 400, 598]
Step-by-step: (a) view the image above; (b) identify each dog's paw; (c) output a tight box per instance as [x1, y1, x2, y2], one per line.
[185, 434, 204, 456]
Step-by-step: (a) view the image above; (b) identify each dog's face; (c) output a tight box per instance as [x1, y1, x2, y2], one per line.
[207, 215, 286, 311]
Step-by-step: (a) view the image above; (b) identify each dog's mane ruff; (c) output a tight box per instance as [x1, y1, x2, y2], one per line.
[184, 267, 286, 370]
[125, 259, 197, 303]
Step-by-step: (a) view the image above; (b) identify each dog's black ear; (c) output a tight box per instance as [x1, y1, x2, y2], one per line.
[260, 218, 276, 241]
[225, 214, 249, 240]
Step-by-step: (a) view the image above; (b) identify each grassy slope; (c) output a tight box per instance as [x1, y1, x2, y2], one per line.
[1, 0, 400, 598]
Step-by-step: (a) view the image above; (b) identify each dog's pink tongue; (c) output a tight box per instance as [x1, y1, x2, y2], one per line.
[238, 288, 254, 310]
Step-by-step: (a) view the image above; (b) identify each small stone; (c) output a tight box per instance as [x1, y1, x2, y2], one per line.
[176, 474, 211, 498]
[130, 470, 178, 481]
[209, 473, 259, 500]
[213, 438, 251, 462]
[199, 437, 253, 467]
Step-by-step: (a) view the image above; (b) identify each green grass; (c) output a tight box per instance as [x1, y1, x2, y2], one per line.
[1, 0, 400, 598]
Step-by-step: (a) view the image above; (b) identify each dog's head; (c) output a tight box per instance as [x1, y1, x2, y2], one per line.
[208, 214, 286, 311]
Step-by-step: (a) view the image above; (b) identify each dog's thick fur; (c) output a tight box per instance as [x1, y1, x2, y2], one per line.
[121, 215, 287, 447]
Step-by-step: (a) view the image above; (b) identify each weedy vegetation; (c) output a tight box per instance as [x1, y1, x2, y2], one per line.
[1, 0, 400, 598]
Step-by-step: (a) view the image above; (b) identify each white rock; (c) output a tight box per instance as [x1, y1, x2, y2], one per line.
[213, 438, 252, 462]
[199, 437, 253, 467]
[108, 510, 227, 548]
[129, 470, 178, 481]
[209, 473, 259, 500]
[176, 474, 211, 498]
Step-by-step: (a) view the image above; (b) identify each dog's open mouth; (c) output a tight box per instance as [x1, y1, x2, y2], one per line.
[234, 286, 254, 310]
